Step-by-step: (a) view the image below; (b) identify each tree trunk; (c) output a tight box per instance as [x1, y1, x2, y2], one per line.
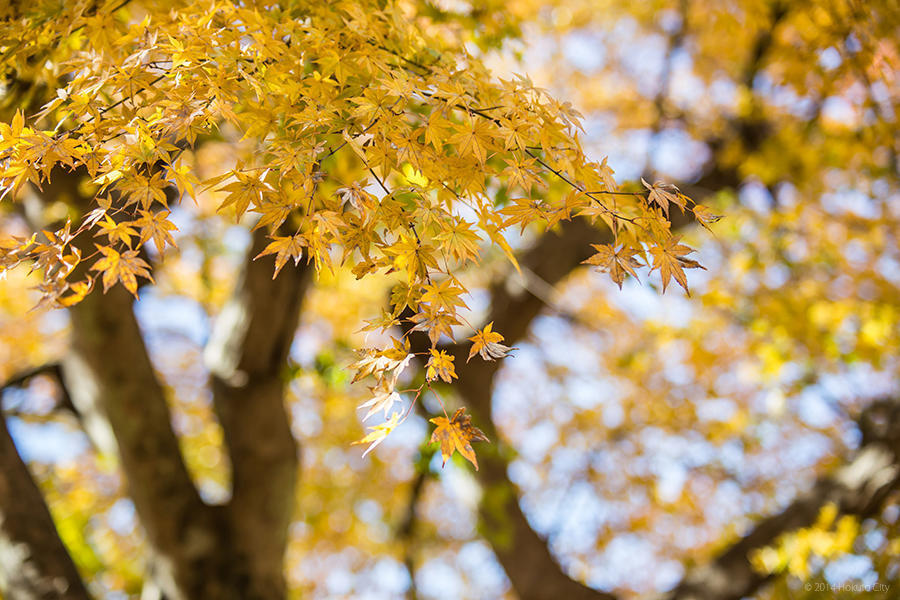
[0, 415, 92, 600]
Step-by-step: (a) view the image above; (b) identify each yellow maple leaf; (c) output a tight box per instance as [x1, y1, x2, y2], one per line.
[135, 210, 178, 254]
[429, 407, 489, 470]
[448, 117, 494, 165]
[166, 161, 199, 200]
[254, 234, 306, 278]
[90, 245, 153, 297]
[426, 349, 457, 383]
[57, 279, 94, 308]
[467, 321, 512, 362]
[421, 278, 468, 313]
[692, 204, 724, 231]
[434, 220, 481, 264]
[96, 214, 138, 248]
[116, 172, 170, 211]
[352, 412, 402, 458]
[217, 171, 273, 222]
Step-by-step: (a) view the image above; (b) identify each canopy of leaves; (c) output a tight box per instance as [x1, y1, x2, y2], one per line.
[0, 0, 898, 599]
[0, 0, 708, 461]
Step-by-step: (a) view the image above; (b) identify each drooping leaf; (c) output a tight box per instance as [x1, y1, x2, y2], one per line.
[583, 243, 642, 289]
[429, 407, 489, 470]
[352, 412, 402, 458]
[467, 321, 513, 362]
[90, 245, 154, 297]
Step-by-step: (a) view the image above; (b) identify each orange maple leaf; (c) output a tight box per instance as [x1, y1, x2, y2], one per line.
[582, 243, 642, 289]
[649, 236, 704, 294]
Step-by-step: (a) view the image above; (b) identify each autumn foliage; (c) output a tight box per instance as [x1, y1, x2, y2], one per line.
[1, 0, 899, 599]
[0, 0, 708, 467]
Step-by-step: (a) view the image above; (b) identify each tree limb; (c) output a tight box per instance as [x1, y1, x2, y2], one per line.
[1, 363, 60, 392]
[431, 7, 795, 592]
[62, 278, 226, 599]
[1, 363, 78, 420]
[660, 397, 900, 600]
[24, 167, 233, 599]
[0, 414, 92, 600]
[447, 219, 617, 600]
[204, 226, 313, 599]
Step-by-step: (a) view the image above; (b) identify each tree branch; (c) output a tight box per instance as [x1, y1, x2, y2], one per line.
[62, 278, 226, 598]
[660, 397, 900, 600]
[1, 363, 78, 421]
[204, 226, 313, 598]
[447, 219, 618, 600]
[0, 414, 92, 600]
[1, 363, 60, 392]
[22, 167, 232, 599]
[432, 144, 754, 600]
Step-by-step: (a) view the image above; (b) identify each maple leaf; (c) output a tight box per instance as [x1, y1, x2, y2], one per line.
[649, 237, 704, 294]
[434, 220, 482, 264]
[426, 349, 456, 383]
[352, 412, 402, 458]
[409, 308, 459, 346]
[76, 208, 110, 236]
[502, 156, 544, 193]
[482, 222, 521, 274]
[116, 172, 170, 210]
[583, 243, 642, 289]
[692, 204, 724, 231]
[342, 128, 375, 161]
[642, 178, 687, 218]
[497, 115, 533, 150]
[500, 197, 555, 234]
[424, 112, 453, 150]
[0, 233, 33, 272]
[384, 233, 439, 282]
[349, 340, 413, 386]
[218, 172, 273, 222]
[448, 117, 494, 165]
[467, 321, 512, 362]
[254, 234, 307, 278]
[96, 214, 138, 248]
[135, 210, 178, 254]
[420, 278, 468, 313]
[57, 279, 94, 308]
[90, 245, 153, 297]
[597, 157, 617, 192]
[429, 407, 489, 470]
[358, 380, 403, 422]
[166, 161, 199, 200]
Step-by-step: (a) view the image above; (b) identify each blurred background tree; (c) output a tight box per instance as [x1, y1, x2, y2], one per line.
[0, 0, 899, 599]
